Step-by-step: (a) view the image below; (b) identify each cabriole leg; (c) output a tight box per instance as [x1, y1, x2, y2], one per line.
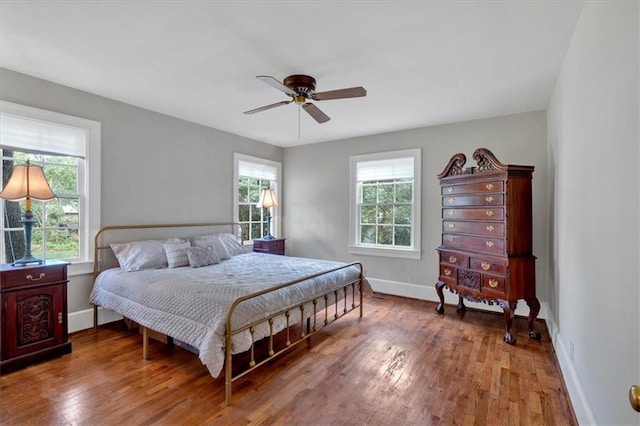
[456, 296, 466, 318]
[435, 281, 446, 314]
[499, 300, 518, 345]
[525, 297, 542, 340]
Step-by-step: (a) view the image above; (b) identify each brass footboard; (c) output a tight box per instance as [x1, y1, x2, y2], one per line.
[223, 261, 364, 405]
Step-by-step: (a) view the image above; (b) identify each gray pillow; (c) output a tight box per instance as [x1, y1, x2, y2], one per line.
[185, 244, 220, 268]
[218, 233, 247, 256]
[192, 235, 231, 260]
[111, 240, 167, 272]
[164, 241, 191, 268]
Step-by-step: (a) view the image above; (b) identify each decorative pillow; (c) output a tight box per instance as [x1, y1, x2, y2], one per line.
[185, 244, 220, 268]
[218, 233, 246, 256]
[192, 235, 231, 260]
[110, 240, 168, 272]
[163, 241, 191, 268]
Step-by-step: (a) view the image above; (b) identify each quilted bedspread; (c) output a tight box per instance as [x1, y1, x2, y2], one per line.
[89, 253, 361, 378]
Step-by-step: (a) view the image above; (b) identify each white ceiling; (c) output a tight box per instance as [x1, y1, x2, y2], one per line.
[0, 1, 584, 147]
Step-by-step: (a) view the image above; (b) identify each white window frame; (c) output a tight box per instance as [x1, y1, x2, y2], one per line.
[349, 148, 421, 260]
[0, 100, 101, 276]
[233, 153, 282, 242]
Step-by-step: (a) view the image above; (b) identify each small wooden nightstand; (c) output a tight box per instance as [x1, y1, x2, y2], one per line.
[0, 260, 72, 374]
[253, 238, 286, 255]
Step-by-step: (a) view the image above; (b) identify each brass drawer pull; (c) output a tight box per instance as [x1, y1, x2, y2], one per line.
[486, 225, 495, 232]
[58, 312, 63, 324]
[447, 198, 455, 204]
[447, 236, 454, 242]
[485, 196, 494, 203]
[448, 256, 457, 263]
[443, 268, 452, 276]
[486, 241, 494, 248]
[447, 187, 454, 193]
[485, 210, 494, 217]
[488, 278, 499, 288]
[485, 183, 494, 190]
[447, 210, 455, 216]
[26, 273, 45, 281]
[448, 223, 455, 228]
[481, 262, 491, 271]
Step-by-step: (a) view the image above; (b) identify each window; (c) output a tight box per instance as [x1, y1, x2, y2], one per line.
[233, 154, 281, 243]
[350, 149, 421, 259]
[0, 101, 101, 275]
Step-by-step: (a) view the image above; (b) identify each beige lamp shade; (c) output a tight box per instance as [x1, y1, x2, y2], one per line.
[0, 163, 56, 202]
[256, 189, 279, 209]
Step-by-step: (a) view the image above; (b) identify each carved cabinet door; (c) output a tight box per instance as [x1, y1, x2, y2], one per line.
[3, 284, 64, 358]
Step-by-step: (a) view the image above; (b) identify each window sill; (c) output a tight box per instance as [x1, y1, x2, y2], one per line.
[349, 245, 421, 260]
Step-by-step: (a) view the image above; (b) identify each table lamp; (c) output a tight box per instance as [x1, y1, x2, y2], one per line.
[0, 161, 56, 265]
[256, 189, 279, 240]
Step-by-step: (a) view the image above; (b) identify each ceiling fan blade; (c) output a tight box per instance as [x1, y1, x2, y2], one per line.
[311, 86, 367, 101]
[256, 75, 297, 97]
[243, 100, 292, 115]
[302, 103, 330, 123]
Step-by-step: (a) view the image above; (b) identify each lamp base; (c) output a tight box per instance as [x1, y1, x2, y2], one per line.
[12, 254, 44, 266]
[262, 234, 276, 240]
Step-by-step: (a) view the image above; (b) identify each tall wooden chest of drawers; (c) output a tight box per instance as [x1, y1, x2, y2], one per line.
[0, 260, 71, 374]
[435, 148, 540, 344]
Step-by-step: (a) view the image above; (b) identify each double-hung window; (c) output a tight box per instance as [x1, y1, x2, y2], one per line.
[233, 153, 282, 243]
[350, 148, 421, 259]
[0, 101, 101, 274]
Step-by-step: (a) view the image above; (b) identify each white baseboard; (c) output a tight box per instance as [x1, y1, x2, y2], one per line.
[68, 307, 122, 333]
[368, 276, 593, 425]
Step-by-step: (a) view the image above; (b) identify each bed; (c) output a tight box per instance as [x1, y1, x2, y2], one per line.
[89, 222, 365, 405]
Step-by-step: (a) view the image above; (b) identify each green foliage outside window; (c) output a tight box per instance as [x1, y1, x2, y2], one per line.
[238, 176, 271, 242]
[359, 179, 413, 247]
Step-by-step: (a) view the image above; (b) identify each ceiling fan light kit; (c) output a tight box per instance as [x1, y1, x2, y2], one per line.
[244, 74, 366, 124]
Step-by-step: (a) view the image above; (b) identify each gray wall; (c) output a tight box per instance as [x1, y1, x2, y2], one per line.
[0, 68, 283, 323]
[547, 2, 639, 424]
[283, 111, 549, 315]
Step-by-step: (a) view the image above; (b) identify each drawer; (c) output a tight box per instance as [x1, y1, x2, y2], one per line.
[0, 265, 66, 291]
[442, 234, 504, 255]
[443, 221, 505, 237]
[470, 257, 508, 274]
[482, 274, 506, 295]
[438, 250, 468, 267]
[439, 264, 457, 286]
[253, 238, 285, 255]
[442, 193, 504, 207]
[442, 207, 504, 221]
[441, 180, 504, 196]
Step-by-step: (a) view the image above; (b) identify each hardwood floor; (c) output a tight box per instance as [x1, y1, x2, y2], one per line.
[0, 294, 576, 425]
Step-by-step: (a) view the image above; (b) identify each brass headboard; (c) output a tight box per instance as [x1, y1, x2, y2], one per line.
[92, 222, 242, 280]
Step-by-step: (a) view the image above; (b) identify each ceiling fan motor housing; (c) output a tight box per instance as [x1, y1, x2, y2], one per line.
[284, 75, 317, 99]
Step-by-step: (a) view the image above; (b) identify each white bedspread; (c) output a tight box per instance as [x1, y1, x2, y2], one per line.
[89, 252, 361, 378]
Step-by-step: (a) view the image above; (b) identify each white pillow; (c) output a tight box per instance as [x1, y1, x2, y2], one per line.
[185, 244, 220, 268]
[164, 241, 191, 268]
[110, 240, 167, 272]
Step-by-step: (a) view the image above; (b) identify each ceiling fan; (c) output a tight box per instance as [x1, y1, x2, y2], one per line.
[243, 75, 367, 123]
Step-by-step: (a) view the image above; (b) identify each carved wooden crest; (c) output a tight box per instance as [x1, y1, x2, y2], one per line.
[438, 148, 509, 178]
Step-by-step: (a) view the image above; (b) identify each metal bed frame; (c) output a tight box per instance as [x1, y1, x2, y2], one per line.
[91, 222, 364, 405]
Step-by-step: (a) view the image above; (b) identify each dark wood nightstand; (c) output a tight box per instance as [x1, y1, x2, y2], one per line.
[253, 238, 286, 255]
[0, 260, 72, 374]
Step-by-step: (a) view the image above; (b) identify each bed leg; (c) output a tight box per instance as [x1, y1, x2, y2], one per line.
[93, 305, 98, 330]
[142, 326, 149, 360]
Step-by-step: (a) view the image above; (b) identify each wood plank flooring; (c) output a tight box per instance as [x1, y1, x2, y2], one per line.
[0, 294, 577, 425]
